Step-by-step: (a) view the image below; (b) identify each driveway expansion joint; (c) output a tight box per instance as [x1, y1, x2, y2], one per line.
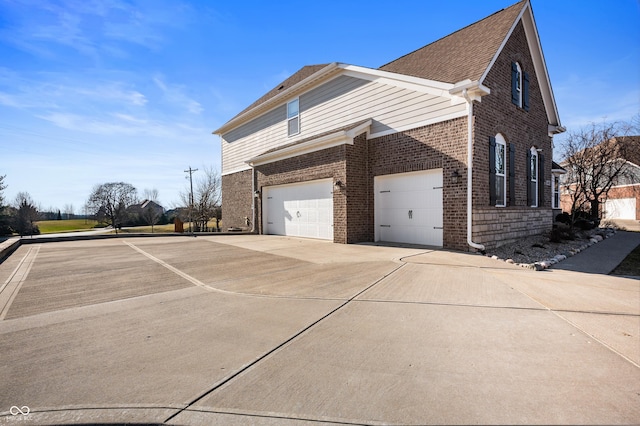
[163, 262, 407, 424]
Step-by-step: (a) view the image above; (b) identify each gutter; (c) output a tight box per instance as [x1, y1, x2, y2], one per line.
[462, 88, 486, 252]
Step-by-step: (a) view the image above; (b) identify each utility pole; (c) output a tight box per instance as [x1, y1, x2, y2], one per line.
[184, 166, 198, 236]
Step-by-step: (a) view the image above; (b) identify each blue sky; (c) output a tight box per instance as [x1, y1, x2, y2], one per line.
[1, 0, 638, 212]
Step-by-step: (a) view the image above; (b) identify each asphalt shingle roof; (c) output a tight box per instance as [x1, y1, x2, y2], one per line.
[379, 1, 525, 83]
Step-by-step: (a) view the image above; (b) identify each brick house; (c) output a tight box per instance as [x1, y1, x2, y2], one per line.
[560, 136, 640, 221]
[214, 0, 564, 251]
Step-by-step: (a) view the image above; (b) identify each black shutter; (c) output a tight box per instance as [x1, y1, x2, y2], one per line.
[538, 153, 545, 207]
[509, 143, 516, 206]
[489, 136, 496, 206]
[526, 149, 532, 206]
[511, 62, 519, 105]
[523, 72, 530, 111]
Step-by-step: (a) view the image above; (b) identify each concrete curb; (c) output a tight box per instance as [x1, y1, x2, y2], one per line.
[0, 238, 20, 263]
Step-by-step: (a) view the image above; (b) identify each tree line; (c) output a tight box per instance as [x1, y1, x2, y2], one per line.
[0, 166, 222, 236]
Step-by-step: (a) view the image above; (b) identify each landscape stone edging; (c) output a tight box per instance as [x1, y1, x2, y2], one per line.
[484, 229, 617, 271]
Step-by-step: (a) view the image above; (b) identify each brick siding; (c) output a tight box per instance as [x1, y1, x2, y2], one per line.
[221, 169, 254, 230]
[368, 117, 469, 250]
[255, 144, 349, 243]
[472, 21, 554, 249]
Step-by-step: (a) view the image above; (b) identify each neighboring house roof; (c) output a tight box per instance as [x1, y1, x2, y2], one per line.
[129, 199, 164, 213]
[379, 1, 525, 83]
[552, 160, 566, 174]
[613, 135, 640, 166]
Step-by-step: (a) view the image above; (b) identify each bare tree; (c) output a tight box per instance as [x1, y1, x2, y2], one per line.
[63, 203, 74, 219]
[0, 175, 6, 207]
[141, 188, 162, 233]
[0, 175, 12, 235]
[179, 166, 221, 232]
[13, 192, 40, 236]
[559, 119, 637, 225]
[87, 182, 138, 233]
[143, 188, 159, 202]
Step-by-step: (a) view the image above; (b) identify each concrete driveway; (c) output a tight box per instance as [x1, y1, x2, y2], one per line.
[0, 235, 638, 425]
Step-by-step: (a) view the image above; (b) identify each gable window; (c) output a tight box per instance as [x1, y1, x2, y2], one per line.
[511, 62, 529, 111]
[287, 98, 300, 136]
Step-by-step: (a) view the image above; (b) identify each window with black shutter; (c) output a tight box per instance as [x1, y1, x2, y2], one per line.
[489, 136, 496, 206]
[511, 62, 529, 110]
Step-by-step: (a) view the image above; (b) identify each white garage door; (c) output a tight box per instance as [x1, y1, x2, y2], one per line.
[605, 198, 636, 219]
[374, 169, 443, 246]
[263, 179, 333, 240]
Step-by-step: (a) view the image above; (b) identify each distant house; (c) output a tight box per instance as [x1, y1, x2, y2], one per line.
[127, 200, 165, 226]
[214, 0, 564, 251]
[560, 136, 640, 220]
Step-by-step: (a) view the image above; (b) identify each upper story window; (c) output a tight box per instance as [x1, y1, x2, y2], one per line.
[511, 62, 529, 111]
[287, 98, 300, 136]
[494, 134, 507, 207]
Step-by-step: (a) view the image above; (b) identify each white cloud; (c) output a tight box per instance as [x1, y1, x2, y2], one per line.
[0, 0, 193, 59]
[153, 75, 203, 115]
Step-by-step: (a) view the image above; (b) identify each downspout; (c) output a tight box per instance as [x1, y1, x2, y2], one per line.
[462, 89, 485, 252]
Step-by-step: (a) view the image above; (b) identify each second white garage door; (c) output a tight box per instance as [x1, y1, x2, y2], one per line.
[605, 197, 636, 220]
[263, 179, 333, 240]
[374, 169, 443, 246]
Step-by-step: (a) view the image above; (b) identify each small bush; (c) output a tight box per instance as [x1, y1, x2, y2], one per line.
[555, 212, 571, 224]
[549, 226, 575, 243]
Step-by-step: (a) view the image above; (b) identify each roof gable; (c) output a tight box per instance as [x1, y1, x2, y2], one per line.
[379, 1, 525, 83]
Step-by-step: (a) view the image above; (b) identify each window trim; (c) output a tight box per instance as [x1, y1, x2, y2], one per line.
[515, 62, 523, 108]
[287, 98, 300, 137]
[495, 134, 507, 207]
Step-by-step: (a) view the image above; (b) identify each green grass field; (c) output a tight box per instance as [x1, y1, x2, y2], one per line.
[36, 219, 100, 234]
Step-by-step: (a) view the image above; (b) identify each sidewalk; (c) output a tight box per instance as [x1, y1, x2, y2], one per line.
[552, 230, 640, 274]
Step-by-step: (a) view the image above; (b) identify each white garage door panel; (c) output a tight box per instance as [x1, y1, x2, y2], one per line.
[605, 198, 636, 220]
[375, 169, 443, 247]
[263, 179, 333, 240]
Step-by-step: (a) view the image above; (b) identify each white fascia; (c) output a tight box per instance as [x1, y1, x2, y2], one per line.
[247, 120, 372, 167]
[340, 64, 464, 104]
